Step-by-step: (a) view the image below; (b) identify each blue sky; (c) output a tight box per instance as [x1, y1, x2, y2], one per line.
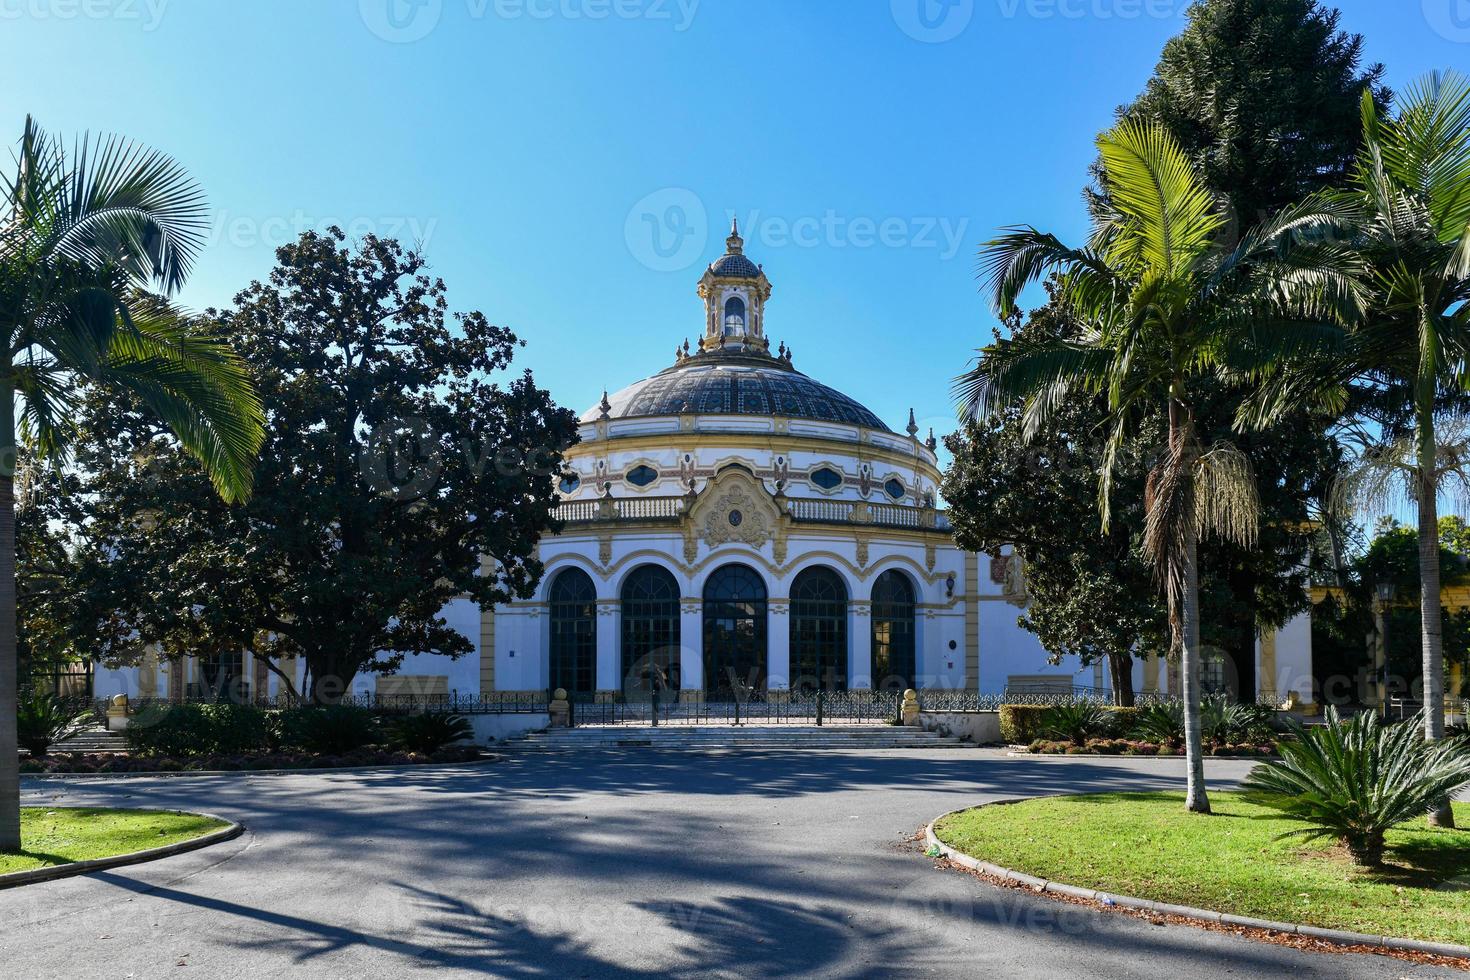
[5, 0, 1464, 444]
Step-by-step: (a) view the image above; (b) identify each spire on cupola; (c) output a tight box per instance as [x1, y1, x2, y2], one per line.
[697, 211, 773, 355]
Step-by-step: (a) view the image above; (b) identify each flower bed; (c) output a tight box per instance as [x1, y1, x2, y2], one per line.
[1025, 737, 1276, 757]
[19, 744, 487, 774]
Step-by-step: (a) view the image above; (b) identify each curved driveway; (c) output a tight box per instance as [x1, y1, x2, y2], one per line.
[1, 750, 1453, 979]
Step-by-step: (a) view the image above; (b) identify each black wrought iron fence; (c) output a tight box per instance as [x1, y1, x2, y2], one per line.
[97, 692, 552, 716]
[569, 690, 904, 726]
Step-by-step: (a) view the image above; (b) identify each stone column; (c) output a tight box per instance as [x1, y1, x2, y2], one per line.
[850, 600, 872, 689]
[767, 600, 790, 695]
[679, 598, 704, 702]
[595, 600, 621, 695]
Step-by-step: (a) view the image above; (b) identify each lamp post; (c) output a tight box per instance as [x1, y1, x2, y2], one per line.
[1374, 581, 1396, 716]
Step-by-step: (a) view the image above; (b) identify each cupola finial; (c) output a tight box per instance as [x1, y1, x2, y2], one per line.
[726, 215, 744, 254]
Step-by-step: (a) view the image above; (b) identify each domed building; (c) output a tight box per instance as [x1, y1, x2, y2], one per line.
[91, 222, 1317, 717]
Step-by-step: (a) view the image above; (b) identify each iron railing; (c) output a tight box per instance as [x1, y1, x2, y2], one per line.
[552, 494, 950, 531]
[570, 690, 904, 726]
[99, 692, 553, 716]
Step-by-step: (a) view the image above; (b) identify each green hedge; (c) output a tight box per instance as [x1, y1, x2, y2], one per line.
[126, 703, 384, 757]
[999, 704, 1142, 745]
[126, 703, 273, 757]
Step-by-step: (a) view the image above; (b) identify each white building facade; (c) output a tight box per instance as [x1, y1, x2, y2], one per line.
[93, 224, 1315, 708]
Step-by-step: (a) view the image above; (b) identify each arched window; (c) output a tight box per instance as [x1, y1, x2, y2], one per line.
[871, 570, 916, 692]
[620, 566, 681, 697]
[703, 564, 767, 699]
[549, 568, 596, 695]
[790, 567, 847, 693]
[723, 296, 746, 336]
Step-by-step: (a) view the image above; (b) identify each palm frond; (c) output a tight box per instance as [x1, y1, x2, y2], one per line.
[1096, 119, 1223, 277]
[977, 227, 1117, 317]
[953, 331, 1113, 423]
[100, 306, 263, 502]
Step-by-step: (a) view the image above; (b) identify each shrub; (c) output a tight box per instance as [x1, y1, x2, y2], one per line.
[16, 692, 90, 757]
[1242, 708, 1470, 866]
[387, 712, 473, 754]
[1201, 696, 1278, 745]
[276, 705, 381, 753]
[1106, 707, 1140, 736]
[1130, 702, 1184, 744]
[1000, 705, 1052, 744]
[126, 703, 273, 757]
[1041, 702, 1114, 745]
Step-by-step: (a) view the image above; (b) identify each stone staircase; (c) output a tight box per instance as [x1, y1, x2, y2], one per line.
[51, 726, 129, 754]
[505, 724, 970, 751]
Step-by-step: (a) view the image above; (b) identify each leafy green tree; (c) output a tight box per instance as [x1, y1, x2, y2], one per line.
[1254, 73, 1470, 827]
[1104, 0, 1387, 689]
[956, 121, 1359, 814]
[943, 303, 1166, 707]
[66, 229, 577, 704]
[1105, 0, 1388, 232]
[0, 118, 262, 852]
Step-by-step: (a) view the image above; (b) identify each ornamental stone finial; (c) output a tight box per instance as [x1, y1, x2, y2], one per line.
[926, 427, 938, 451]
[906, 408, 919, 438]
[598, 390, 611, 420]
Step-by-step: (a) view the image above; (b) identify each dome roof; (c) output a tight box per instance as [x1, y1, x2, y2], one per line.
[582, 349, 889, 431]
[708, 252, 762, 279]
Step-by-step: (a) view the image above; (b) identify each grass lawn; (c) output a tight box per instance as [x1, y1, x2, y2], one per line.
[0, 807, 230, 876]
[934, 792, 1470, 947]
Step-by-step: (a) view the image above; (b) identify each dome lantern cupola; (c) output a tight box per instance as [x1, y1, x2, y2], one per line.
[698, 216, 772, 353]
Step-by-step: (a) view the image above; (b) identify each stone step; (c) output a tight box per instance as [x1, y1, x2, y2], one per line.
[507, 726, 970, 751]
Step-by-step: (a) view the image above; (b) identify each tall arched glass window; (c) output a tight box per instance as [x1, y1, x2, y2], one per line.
[871, 570, 916, 692]
[620, 566, 681, 697]
[790, 567, 847, 693]
[549, 568, 597, 695]
[723, 296, 746, 336]
[703, 564, 767, 699]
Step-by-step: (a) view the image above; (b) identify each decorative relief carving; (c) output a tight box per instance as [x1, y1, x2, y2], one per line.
[855, 535, 870, 569]
[598, 534, 613, 567]
[685, 466, 784, 558]
[925, 541, 937, 572]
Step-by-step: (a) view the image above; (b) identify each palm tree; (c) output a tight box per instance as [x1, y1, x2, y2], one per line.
[0, 118, 263, 851]
[956, 120, 1363, 814]
[1251, 73, 1470, 828]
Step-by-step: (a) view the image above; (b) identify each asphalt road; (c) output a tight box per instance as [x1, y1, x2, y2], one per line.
[1, 750, 1451, 979]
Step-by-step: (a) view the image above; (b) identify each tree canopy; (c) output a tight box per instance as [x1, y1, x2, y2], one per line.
[52, 229, 577, 702]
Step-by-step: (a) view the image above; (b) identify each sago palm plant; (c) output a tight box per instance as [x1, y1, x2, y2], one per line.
[1242, 707, 1470, 867]
[956, 120, 1363, 813]
[0, 117, 264, 851]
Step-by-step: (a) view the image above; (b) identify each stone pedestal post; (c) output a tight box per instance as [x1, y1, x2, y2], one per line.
[106, 694, 130, 732]
[549, 689, 571, 728]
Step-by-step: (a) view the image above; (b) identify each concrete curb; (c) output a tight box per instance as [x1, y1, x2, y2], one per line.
[924, 800, 1470, 962]
[0, 810, 245, 890]
[19, 754, 504, 780]
[1002, 751, 1278, 761]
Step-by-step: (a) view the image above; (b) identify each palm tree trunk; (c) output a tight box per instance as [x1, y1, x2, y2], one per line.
[1182, 523, 1211, 814]
[1418, 431, 1454, 829]
[0, 377, 18, 852]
